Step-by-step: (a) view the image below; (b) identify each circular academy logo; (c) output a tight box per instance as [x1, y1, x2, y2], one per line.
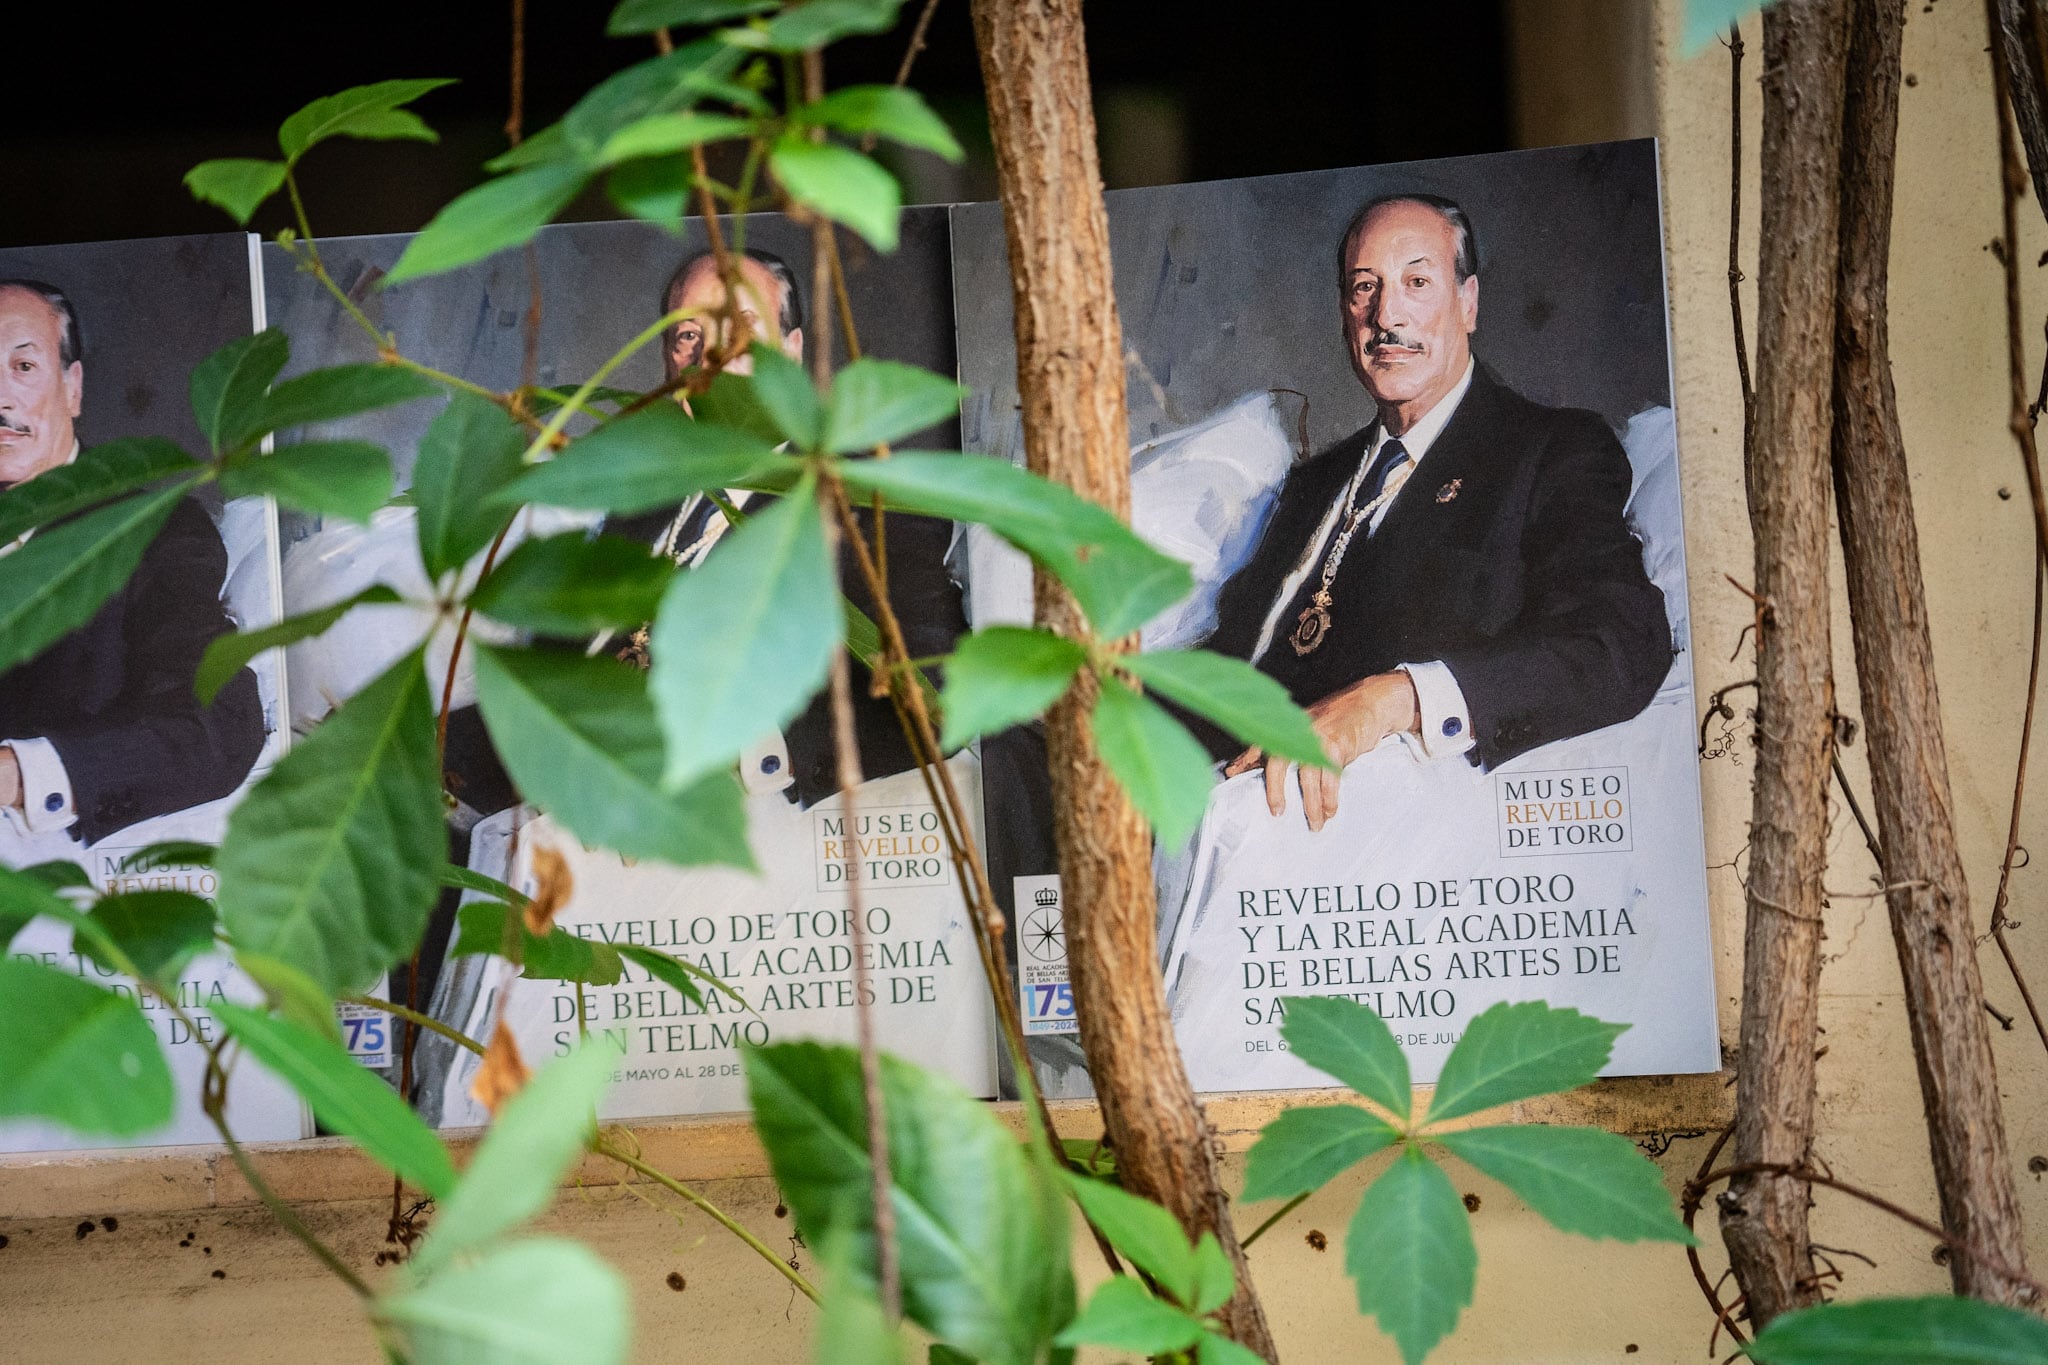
[1023, 907, 1066, 962]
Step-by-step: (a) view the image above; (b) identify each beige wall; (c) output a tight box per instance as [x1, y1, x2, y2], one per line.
[7, 3, 2048, 1360]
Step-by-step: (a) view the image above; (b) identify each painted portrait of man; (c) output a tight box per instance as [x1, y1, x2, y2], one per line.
[1194, 193, 1669, 830]
[955, 145, 1716, 1098]
[0, 279, 265, 852]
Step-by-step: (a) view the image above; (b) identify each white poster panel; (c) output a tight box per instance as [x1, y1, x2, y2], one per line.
[425, 756, 996, 1125]
[952, 145, 1720, 1097]
[0, 234, 307, 1149]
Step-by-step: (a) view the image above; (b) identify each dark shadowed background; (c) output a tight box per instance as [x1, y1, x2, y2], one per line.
[5, 2, 1513, 249]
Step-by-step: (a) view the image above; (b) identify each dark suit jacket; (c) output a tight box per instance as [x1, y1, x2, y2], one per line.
[0, 496, 266, 846]
[1198, 365, 1670, 769]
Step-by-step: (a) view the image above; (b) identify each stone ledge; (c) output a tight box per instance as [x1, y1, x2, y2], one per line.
[0, 1070, 1733, 1220]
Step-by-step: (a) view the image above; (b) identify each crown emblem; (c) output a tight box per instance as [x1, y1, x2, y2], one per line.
[1034, 886, 1060, 908]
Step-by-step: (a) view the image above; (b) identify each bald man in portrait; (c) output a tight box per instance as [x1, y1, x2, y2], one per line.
[1198, 194, 1671, 829]
[0, 279, 264, 848]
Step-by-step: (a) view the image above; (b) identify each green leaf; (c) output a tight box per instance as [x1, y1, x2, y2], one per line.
[384, 162, 593, 288]
[1090, 675, 1214, 849]
[613, 943, 706, 1009]
[1060, 1137, 1117, 1181]
[215, 650, 443, 995]
[381, 1237, 630, 1365]
[1278, 995, 1412, 1121]
[1124, 649, 1330, 769]
[605, 156, 693, 227]
[649, 476, 841, 790]
[747, 1041, 1075, 1365]
[823, 359, 963, 453]
[410, 1039, 620, 1277]
[813, 1228, 910, 1365]
[1198, 1331, 1272, 1365]
[20, 859, 94, 888]
[0, 958, 173, 1136]
[189, 330, 289, 455]
[770, 136, 901, 252]
[220, 440, 395, 524]
[440, 862, 530, 909]
[1424, 1001, 1626, 1128]
[1347, 1146, 1475, 1365]
[195, 585, 406, 705]
[616, 942, 746, 1010]
[184, 158, 290, 225]
[1744, 1295, 2048, 1365]
[527, 384, 642, 416]
[0, 483, 191, 675]
[938, 627, 1085, 750]
[1061, 1171, 1198, 1305]
[237, 364, 440, 448]
[692, 368, 794, 444]
[1242, 1104, 1402, 1203]
[473, 647, 755, 870]
[742, 343, 827, 451]
[81, 891, 215, 982]
[470, 535, 674, 635]
[524, 927, 623, 986]
[450, 900, 625, 986]
[752, 0, 906, 51]
[215, 1001, 457, 1199]
[413, 391, 529, 580]
[596, 111, 754, 166]
[561, 41, 747, 160]
[1432, 1124, 1694, 1245]
[802, 86, 962, 160]
[1189, 1234, 1236, 1316]
[278, 79, 454, 164]
[607, 0, 780, 35]
[236, 951, 346, 1044]
[487, 121, 573, 173]
[0, 438, 202, 544]
[0, 861, 90, 948]
[1054, 1277, 1203, 1354]
[833, 453, 1192, 639]
[499, 405, 795, 515]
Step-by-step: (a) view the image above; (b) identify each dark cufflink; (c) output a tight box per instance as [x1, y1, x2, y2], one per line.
[1442, 717, 1462, 738]
[43, 792, 63, 813]
[761, 755, 782, 775]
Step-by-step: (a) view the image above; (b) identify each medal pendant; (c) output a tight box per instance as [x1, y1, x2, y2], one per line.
[1291, 600, 1331, 655]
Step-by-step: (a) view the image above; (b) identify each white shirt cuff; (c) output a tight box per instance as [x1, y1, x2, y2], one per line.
[738, 732, 796, 797]
[6, 738, 79, 833]
[1399, 662, 1475, 760]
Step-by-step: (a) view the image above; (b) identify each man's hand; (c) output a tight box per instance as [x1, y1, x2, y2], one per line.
[1223, 670, 1421, 832]
[0, 745, 19, 812]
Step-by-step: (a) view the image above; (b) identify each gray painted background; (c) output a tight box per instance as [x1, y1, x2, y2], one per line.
[0, 233, 255, 473]
[951, 140, 1671, 464]
[262, 206, 960, 544]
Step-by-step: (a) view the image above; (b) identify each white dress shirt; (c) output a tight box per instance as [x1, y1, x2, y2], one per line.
[1249, 360, 1478, 761]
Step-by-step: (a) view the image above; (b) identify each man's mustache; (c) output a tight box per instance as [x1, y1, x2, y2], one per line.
[0, 414, 29, 435]
[1366, 329, 1424, 353]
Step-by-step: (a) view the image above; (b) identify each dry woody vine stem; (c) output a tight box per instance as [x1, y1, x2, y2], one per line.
[1719, 0, 1850, 1329]
[970, 0, 1276, 1353]
[1829, 0, 2034, 1307]
[1990, 0, 2048, 1059]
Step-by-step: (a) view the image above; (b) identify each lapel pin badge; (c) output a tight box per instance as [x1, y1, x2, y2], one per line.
[1436, 478, 1463, 504]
